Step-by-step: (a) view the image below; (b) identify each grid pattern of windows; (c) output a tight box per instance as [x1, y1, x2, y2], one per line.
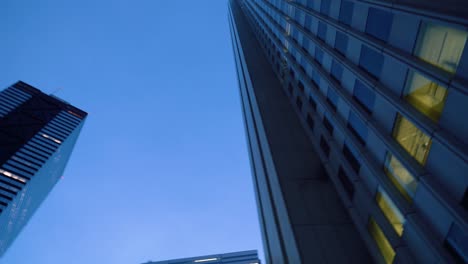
[0, 87, 32, 118]
[234, 0, 468, 262]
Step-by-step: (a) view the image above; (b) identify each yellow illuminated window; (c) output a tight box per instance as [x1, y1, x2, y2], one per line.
[415, 23, 467, 73]
[376, 187, 406, 236]
[393, 115, 432, 165]
[384, 154, 418, 201]
[404, 71, 448, 121]
[368, 217, 396, 264]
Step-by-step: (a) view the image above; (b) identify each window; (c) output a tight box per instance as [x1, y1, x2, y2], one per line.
[335, 31, 348, 56]
[339, 0, 354, 26]
[296, 96, 303, 110]
[415, 23, 467, 73]
[444, 223, 468, 263]
[320, 136, 330, 156]
[393, 114, 432, 165]
[331, 61, 343, 82]
[359, 45, 384, 78]
[304, 15, 312, 32]
[376, 187, 405, 236]
[368, 217, 396, 264]
[306, 114, 314, 129]
[315, 48, 324, 65]
[384, 153, 418, 201]
[347, 111, 368, 145]
[338, 167, 355, 199]
[312, 70, 320, 87]
[327, 88, 339, 111]
[366, 8, 394, 42]
[462, 188, 468, 211]
[298, 81, 305, 92]
[302, 37, 310, 53]
[318, 22, 327, 41]
[309, 96, 317, 110]
[306, 0, 314, 9]
[323, 116, 334, 135]
[288, 83, 293, 94]
[404, 71, 448, 122]
[353, 80, 376, 113]
[320, 0, 331, 16]
[343, 144, 360, 173]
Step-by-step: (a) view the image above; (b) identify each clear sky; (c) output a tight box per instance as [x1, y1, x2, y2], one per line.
[0, 0, 263, 263]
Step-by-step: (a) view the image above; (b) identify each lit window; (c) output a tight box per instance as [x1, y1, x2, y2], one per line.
[368, 217, 396, 264]
[415, 23, 467, 73]
[376, 187, 406, 236]
[194, 258, 218, 263]
[0, 169, 27, 183]
[384, 153, 418, 201]
[392, 114, 432, 165]
[41, 133, 62, 144]
[404, 71, 448, 122]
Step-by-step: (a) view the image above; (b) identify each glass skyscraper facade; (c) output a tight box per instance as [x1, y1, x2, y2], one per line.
[142, 250, 260, 264]
[229, 0, 468, 263]
[0, 81, 87, 257]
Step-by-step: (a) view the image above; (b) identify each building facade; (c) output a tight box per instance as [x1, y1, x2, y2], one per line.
[142, 250, 260, 264]
[0, 81, 87, 257]
[229, 0, 468, 263]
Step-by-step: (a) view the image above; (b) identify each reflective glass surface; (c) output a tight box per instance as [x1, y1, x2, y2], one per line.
[376, 187, 405, 236]
[353, 80, 376, 113]
[318, 22, 327, 41]
[415, 23, 467, 73]
[335, 31, 348, 55]
[384, 153, 418, 201]
[366, 7, 393, 42]
[359, 45, 384, 78]
[348, 111, 368, 144]
[393, 115, 432, 165]
[339, 0, 354, 26]
[331, 61, 343, 82]
[368, 217, 396, 264]
[404, 71, 448, 121]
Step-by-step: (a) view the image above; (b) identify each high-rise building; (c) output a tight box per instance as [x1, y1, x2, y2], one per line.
[229, 0, 468, 263]
[0, 81, 87, 257]
[141, 250, 260, 264]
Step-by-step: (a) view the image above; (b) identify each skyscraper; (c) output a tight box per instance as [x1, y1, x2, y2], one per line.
[229, 0, 468, 263]
[0, 81, 87, 257]
[142, 250, 260, 264]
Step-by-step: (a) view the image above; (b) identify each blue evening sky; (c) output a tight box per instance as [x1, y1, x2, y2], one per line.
[0, 0, 264, 263]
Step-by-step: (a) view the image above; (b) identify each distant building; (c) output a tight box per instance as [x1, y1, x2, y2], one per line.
[0, 81, 87, 257]
[229, 0, 468, 263]
[142, 250, 260, 264]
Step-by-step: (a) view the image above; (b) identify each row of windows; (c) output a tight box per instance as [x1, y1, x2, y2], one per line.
[0, 87, 32, 118]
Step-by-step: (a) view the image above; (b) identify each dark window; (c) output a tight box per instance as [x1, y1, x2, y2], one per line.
[312, 71, 320, 87]
[320, 136, 330, 157]
[339, 0, 354, 26]
[318, 22, 327, 41]
[298, 81, 305, 92]
[320, 0, 331, 16]
[366, 8, 394, 42]
[343, 144, 360, 173]
[353, 80, 376, 113]
[327, 88, 339, 112]
[359, 45, 384, 79]
[290, 68, 295, 79]
[323, 116, 334, 135]
[306, 0, 314, 8]
[315, 48, 324, 65]
[347, 111, 368, 145]
[444, 224, 468, 263]
[331, 61, 343, 82]
[306, 114, 314, 129]
[304, 15, 312, 32]
[335, 31, 348, 56]
[309, 96, 317, 110]
[462, 188, 468, 211]
[288, 83, 293, 94]
[338, 167, 355, 199]
[296, 96, 303, 110]
[302, 38, 310, 53]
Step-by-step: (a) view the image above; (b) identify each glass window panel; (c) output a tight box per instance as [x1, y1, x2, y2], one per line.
[415, 23, 467, 73]
[320, 0, 331, 16]
[384, 153, 418, 201]
[339, 0, 354, 26]
[327, 88, 339, 111]
[353, 80, 376, 113]
[335, 31, 348, 55]
[392, 115, 432, 165]
[348, 111, 368, 145]
[366, 8, 394, 42]
[318, 22, 327, 41]
[338, 167, 355, 199]
[404, 71, 448, 121]
[360, 45, 384, 78]
[315, 48, 324, 64]
[331, 61, 343, 82]
[445, 223, 468, 263]
[376, 187, 406, 236]
[304, 15, 312, 32]
[368, 217, 396, 264]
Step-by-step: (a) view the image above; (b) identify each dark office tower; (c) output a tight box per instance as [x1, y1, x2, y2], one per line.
[141, 250, 260, 264]
[229, 0, 468, 263]
[0, 81, 87, 257]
